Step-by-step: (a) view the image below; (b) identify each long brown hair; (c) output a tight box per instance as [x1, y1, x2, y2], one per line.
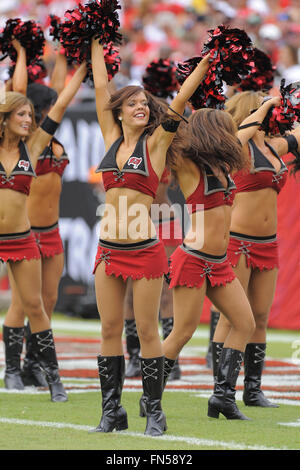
[168, 108, 246, 173]
[106, 85, 168, 135]
[0, 91, 36, 140]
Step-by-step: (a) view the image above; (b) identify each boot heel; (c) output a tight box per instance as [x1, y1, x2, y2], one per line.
[116, 415, 128, 431]
[207, 404, 219, 419]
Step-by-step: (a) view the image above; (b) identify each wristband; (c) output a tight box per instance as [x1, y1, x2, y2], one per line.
[40, 116, 59, 135]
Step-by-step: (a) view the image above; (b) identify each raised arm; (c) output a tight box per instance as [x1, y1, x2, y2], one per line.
[50, 46, 68, 96]
[168, 54, 211, 119]
[91, 37, 120, 142]
[11, 39, 27, 96]
[27, 61, 87, 164]
[236, 96, 281, 146]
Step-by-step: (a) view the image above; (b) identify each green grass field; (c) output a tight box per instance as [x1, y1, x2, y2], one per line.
[1, 312, 300, 451]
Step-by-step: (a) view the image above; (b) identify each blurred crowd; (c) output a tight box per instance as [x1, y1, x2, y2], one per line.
[1, 0, 300, 98]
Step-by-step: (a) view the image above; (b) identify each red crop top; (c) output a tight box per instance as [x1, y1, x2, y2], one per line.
[186, 163, 236, 213]
[234, 139, 288, 194]
[36, 137, 69, 177]
[0, 140, 36, 196]
[95, 132, 159, 198]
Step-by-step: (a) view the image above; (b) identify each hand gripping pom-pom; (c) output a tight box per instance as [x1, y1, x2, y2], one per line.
[0, 18, 45, 65]
[59, 0, 122, 66]
[260, 80, 300, 136]
[175, 25, 254, 110]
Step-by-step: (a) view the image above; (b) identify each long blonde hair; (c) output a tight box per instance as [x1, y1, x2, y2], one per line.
[225, 91, 265, 127]
[0, 91, 36, 139]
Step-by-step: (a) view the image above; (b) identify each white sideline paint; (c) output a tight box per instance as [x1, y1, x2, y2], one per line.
[1, 317, 300, 344]
[0, 417, 285, 450]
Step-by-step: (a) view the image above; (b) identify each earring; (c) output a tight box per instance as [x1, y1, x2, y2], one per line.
[118, 116, 122, 121]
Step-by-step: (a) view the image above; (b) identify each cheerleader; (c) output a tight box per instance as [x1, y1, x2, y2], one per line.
[90, 37, 211, 436]
[0, 37, 87, 401]
[161, 98, 282, 421]
[212, 91, 300, 408]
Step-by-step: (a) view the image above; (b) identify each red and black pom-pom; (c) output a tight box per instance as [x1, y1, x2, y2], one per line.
[86, 42, 121, 85]
[176, 56, 226, 109]
[238, 48, 276, 92]
[260, 79, 300, 135]
[176, 25, 254, 110]
[59, 0, 122, 66]
[142, 59, 178, 99]
[8, 58, 47, 84]
[0, 18, 45, 65]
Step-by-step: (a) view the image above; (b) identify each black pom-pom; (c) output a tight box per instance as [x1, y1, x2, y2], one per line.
[142, 59, 178, 99]
[260, 79, 300, 135]
[175, 25, 254, 110]
[0, 18, 45, 65]
[59, 0, 122, 66]
[238, 48, 276, 92]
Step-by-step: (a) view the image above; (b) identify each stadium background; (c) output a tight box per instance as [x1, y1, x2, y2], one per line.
[1, 0, 300, 329]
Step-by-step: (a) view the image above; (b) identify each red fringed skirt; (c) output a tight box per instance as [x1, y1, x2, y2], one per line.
[93, 238, 169, 280]
[0, 230, 41, 263]
[32, 222, 64, 258]
[227, 232, 279, 271]
[168, 243, 236, 289]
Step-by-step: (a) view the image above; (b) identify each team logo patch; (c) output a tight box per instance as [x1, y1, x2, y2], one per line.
[18, 160, 30, 171]
[128, 157, 142, 169]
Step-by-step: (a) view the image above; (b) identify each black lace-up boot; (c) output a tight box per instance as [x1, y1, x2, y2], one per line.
[162, 318, 181, 381]
[91, 355, 128, 433]
[211, 342, 224, 389]
[141, 356, 167, 436]
[208, 348, 250, 420]
[31, 329, 68, 402]
[139, 356, 175, 418]
[124, 319, 141, 378]
[3, 325, 24, 390]
[21, 323, 48, 387]
[243, 343, 279, 408]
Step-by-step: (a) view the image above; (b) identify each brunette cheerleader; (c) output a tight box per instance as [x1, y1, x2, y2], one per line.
[212, 91, 300, 408]
[161, 97, 281, 420]
[90, 37, 211, 436]
[0, 42, 87, 401]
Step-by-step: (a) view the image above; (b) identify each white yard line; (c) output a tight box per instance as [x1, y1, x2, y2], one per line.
[0, 417, 285, 450]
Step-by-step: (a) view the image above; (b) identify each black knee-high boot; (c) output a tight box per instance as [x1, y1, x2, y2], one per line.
[139, 356, 175, 418]
[31, 329, 68, 402]
[208, 348, 250, 420]
[91, 355, 128, 433]
[3, 325, 24, 390]
[206, 309, 220, 369]
[162, 318, 181, 381]
[243, 343, 279, 408]
[21, 323, 48, 387]
[141, 356, 167, 436]
[211, 342, 224, 388]
[124, 319, 141, 378]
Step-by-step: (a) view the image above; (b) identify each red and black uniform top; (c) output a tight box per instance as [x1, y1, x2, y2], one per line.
[233, 139, 288, 194]
[35, 137, 69, 177]
[186, 163, 236, 213]
[0, 140, 36, 195]
[95, 131, 159, 199]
